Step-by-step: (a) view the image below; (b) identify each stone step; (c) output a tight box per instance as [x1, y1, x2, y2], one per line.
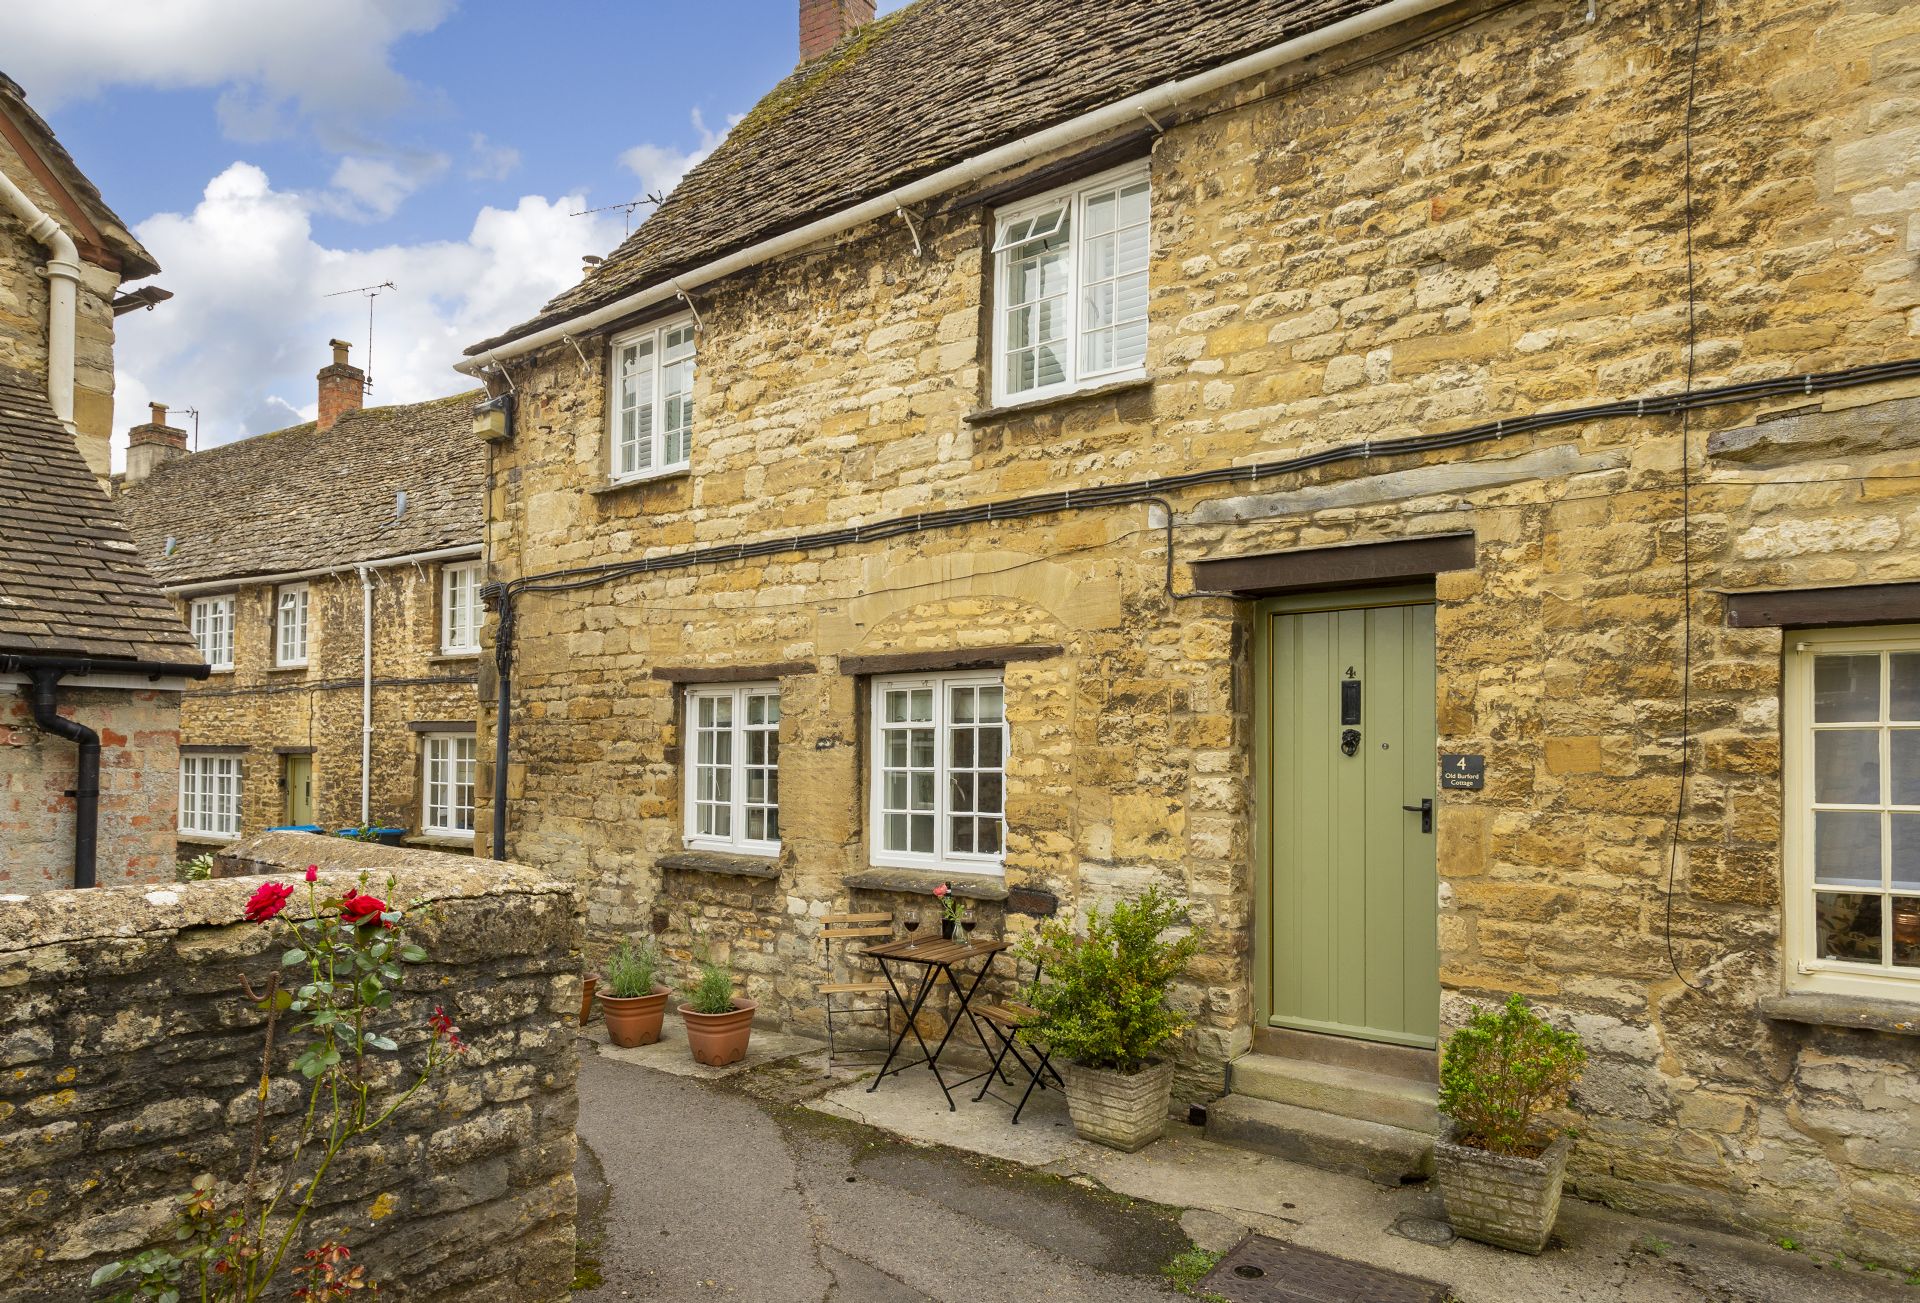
[1227, 1053, 1439, 1133]
[1205, 1095, 1434, 1186]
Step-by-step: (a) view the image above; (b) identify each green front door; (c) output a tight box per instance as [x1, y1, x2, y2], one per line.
[284, 754, 314, 826]
[1258, 589, 1439, 1048]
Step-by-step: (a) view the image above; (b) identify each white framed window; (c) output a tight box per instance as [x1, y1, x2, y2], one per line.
[274, 584, 309, 667]
[441, 561, 483, 654]
[869, 672, 1006, 873]
[684, 684, 781, 854]
[421, 733, 477, 836]
[609, 314, 696, 482]
[180, 754, 243, 838]
[189, 595, 235, 671]
[1784, 626, 1920, 998]
[990, 162, 1150, 407]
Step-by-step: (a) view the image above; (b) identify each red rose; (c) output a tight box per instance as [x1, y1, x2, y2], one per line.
[932, 883, 949, 899]
[244, 881, 294, 924]
[340, 889, 391, 928]
[304, 864, 318, 883]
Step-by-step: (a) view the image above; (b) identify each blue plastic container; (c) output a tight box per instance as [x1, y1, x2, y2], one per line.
[335, 827, 408, 847]
[267, 824, 324, 834]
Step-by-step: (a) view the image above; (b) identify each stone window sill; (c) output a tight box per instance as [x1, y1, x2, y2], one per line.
[590, 467, 692, 497]
[265, 664, 309, 674]
[963, 374, 1153, 425]
[178, 833, 241, 848]
[1759, 992, 1920, 1037]
[430, 651, 482, 666]
[404, 834, 475, 851]
[845, 867, 1009, 902]
[656, 850, 781, 880]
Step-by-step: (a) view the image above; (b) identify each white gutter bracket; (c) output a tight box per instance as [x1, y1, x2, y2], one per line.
[672, 280, 705, 335]
[894, 202, 924, 258]
[0, 168, 82, 429]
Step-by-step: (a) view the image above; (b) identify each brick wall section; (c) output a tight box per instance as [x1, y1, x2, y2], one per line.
[179, 565, 481, 851]
[478, 0, 1920, 1267]
[0, 685, 181, 893]
[0, 832, 580, 1302]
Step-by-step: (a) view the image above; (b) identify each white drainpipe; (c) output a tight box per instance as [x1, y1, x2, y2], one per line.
[358, 564, 374, 826]
[454, 0, 1456, 375]
[0, 167, 83, 427]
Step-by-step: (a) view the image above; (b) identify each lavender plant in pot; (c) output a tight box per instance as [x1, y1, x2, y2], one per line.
[679, 952, 756, 1066]
[1434, 994, 1588, 1254]
[598, 939, 669, 1048]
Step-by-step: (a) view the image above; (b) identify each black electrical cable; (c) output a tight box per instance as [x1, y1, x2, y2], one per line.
[1664, 0, 1711, 997]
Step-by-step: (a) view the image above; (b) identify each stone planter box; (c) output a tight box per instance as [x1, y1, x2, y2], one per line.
[1063, 1059, 1175, 1152]
[1434, 1123, 1572, 1254]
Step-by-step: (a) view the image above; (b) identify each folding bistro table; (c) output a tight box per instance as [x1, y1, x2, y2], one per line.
[862, 934, 1010, 1110]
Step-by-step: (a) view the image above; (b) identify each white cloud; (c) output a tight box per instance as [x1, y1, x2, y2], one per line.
[6, 0, 452, 137]
[466, 133, 521, 182]
[320, 151, 451, 222]
[112, 162, 625, 463]
[619, 109, 741, 203]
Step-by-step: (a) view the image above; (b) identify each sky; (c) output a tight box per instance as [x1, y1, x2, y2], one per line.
[11, 0, 905, 462]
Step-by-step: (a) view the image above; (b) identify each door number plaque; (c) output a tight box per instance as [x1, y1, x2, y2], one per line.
[1440, 753, 1484, 791]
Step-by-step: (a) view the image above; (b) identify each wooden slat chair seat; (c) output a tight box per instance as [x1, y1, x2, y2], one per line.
[968, 973, 1063, 1125]
[819, 911, 895, 1063]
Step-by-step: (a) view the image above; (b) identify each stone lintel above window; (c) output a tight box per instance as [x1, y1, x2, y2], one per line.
[838, 645, 1062, 677]
[1190, 533, 1476, 598]
[650, 661, 814, 684]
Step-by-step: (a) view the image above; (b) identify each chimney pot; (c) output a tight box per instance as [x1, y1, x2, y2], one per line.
[799, 0, 874, 63]
[123, 405, 189, 486]
[330, 338, 352, 366]
[149, 402, 168, 425]
[317, 338, 366, 432]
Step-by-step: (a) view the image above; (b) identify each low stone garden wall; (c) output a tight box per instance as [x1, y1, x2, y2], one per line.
[0, 831, 581, 1301]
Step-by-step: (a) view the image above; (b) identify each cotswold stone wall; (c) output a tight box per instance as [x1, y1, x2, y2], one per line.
[177, 564, 481, 851]
[0, 833, 580, 1302]
[479, 0, 1920, 1268]
[0, 684, 182, 894]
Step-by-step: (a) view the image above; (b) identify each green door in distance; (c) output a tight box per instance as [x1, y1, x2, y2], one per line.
[284, 754, 314, 826]
[1259, 591, 1439, 1048]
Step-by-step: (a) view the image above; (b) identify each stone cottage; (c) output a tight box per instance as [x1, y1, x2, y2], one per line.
[118, 343, 486, 854]
[0, 69, 204, 891]
[461, 0, 1920, 1265]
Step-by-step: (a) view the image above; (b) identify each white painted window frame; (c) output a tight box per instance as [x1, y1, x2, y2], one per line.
[274, 583, 309, 667]
[989, 160, 1151, 409]
[440, 561, 483, 654]
[607, 313, 697, 484]
[189, 594, 236, 671]
[683, 683, 781, 856]
[421, 732, 477, 836]
[180, 753, 243, 839]
[868, 671, 1007, 875]
[1783, 624, 1920, 999]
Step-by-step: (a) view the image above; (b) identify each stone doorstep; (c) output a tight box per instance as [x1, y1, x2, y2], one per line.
[1205, 1095, 1435, 1186]
[1227, 1053, 1440, 1133]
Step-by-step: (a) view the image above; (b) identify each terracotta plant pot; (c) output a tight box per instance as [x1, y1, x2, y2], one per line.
[1062, 1059, 1175, 1152]
[679, 997, 757, 1066]
[600, 985, 670, 1048]
[579, 973, 600, 1025]
[1434, 1122, 1573, 1254]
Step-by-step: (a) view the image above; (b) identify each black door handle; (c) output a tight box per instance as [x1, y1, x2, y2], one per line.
[1401, 798, 1433, 833]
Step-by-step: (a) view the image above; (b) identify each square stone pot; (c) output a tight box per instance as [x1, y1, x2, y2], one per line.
[1434, 1122, 1573, 1254]
[1062, 1059, 1175, 1152]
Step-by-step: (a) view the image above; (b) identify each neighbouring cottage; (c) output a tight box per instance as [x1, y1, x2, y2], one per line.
[463, 0, 1920, 1266]
[0, 68, 204, 892]
[118, 342, 487, 856]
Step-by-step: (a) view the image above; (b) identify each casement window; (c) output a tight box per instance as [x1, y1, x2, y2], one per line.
[274, 584, 309, 667]
[609, 314, 696, 482]
[441, 561, 483, 654]
[869, 672, 1006, 873]
[1784, 627, 1920, 997]
[684, 685, 781, 854]
[180, 754, 243, 838]
[990, 162, 1150, 407]
[190, 595, 235, 670]
[421, 733, 477, 836]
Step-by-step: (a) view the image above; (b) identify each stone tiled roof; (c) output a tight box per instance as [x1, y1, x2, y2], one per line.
[0, 367, 199, 664]
[118, 392, 485, 589]
[0, 71, 160, 280]
[469, 0, 1381, 354]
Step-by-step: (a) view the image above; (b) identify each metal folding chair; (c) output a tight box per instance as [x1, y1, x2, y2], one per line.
[817, 910, 894, 1063]
[963, 964, 1064, 1124]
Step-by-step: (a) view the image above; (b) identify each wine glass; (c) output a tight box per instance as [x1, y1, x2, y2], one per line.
[902, 906, 921, 938]
[960, 906, 977, 947]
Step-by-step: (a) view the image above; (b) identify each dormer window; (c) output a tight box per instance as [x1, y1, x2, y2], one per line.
[991, 162, 1151, 407]
[609, 314, 696, 483]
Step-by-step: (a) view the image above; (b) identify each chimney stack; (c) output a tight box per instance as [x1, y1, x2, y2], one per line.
[124, 402, 188, 486]
[799, 0, 874, 62]
[316, 338, 365, 433]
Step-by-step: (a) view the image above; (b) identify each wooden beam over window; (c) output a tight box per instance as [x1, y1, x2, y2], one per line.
[1189, 533, 1476, 597]
[1723, 582, 1920, 628]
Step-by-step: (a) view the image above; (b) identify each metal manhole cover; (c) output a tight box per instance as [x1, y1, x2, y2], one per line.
[1201, 1235, 1450, 1303]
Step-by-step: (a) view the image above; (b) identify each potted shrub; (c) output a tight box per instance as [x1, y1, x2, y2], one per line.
[679, 953, 756, 1066]
[1021, 886, 1202, 1152]
[1434, 994, 1588, 1254]
[598, 939, 670, 1048]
